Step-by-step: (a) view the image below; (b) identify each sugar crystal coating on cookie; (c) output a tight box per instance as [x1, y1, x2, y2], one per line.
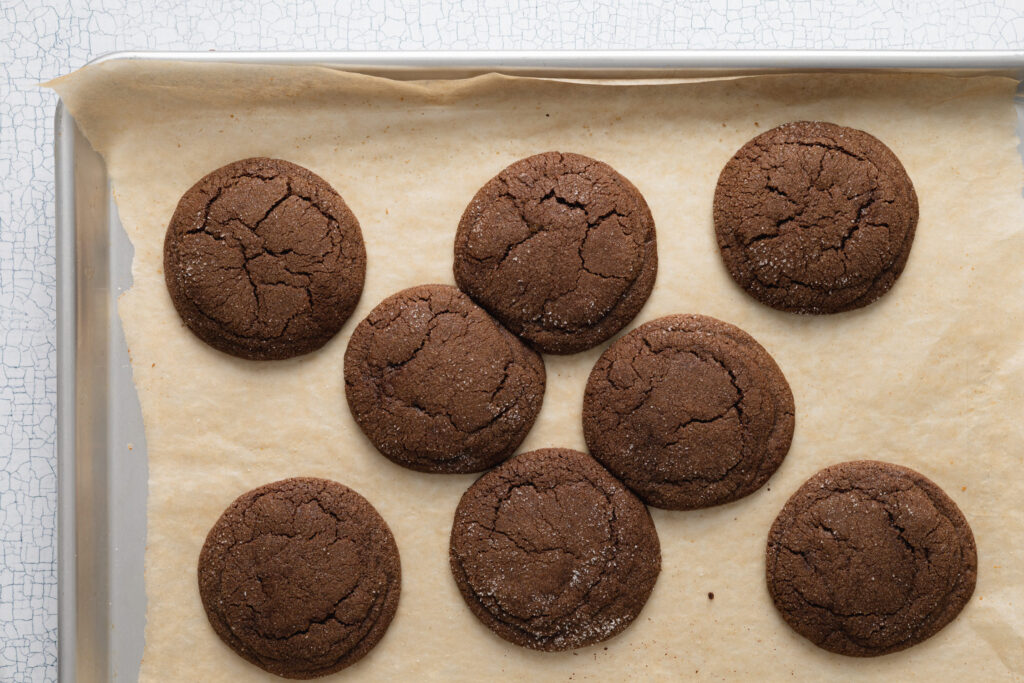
[766, 460, 977, 656]
[164, 157, 365, 359]
[454, 151, 657, 354]
[714, 122, 918, 314]
[198, 477, 400, 678]
[583, 314, 794, 510]
[449, 448, 661, 651]
[345, 284, 545, 473]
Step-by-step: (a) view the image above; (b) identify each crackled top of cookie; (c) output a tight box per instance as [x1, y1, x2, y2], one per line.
[344, 284, 545, 473]
[766, 461, 977, 657]
[198, 477, 400, 679]
[449, 448, 661, 651]
[714, 122, 918, 314]
[164, 157, 366, 359]
[583, 314, 794, 510]
[454, 152, 657, 354]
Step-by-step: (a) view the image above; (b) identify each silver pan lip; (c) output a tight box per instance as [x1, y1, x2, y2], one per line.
[56, 99, 77, 683]
[79, 48, 1024, 72]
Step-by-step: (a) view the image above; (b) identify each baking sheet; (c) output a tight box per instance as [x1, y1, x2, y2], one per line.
[51, 60, 1024, 681]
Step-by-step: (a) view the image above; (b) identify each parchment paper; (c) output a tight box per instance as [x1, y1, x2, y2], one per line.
[52, 61, 1024, 681]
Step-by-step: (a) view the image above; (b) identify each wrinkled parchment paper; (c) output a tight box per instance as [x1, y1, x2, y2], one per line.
[52, 61, 1024, 681]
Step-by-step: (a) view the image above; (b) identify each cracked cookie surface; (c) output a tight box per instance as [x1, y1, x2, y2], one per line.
[164, 157, 366, 359]
[766, 461, 977, 657]
[344, 284, 545, 473]
[714, 122, 918, 314]
[454, 152, 657, 354]
[198, 477, 400, 679]
[449, 448, 660, 651]
[583, 314, 794, 510]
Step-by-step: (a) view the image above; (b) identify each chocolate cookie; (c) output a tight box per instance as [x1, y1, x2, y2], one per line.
[449, 448, 661, 651]
[198, 477, 400, 678]
[344, 284, 546, 473]
[714, 122, 918, 314]
[766, 461, 977, 657]
[454, 152, 658, 354]
[583, 314, 794, 510]
[164, 157, 366, 359]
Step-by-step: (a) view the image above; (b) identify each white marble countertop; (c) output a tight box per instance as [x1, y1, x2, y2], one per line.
[2, 1, 1022, 680]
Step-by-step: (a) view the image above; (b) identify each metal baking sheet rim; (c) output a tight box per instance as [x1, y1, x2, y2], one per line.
[56, 50, 1024, 683]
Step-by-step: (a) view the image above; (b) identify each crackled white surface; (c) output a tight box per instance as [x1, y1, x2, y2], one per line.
[2, 2, 1023, 681]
